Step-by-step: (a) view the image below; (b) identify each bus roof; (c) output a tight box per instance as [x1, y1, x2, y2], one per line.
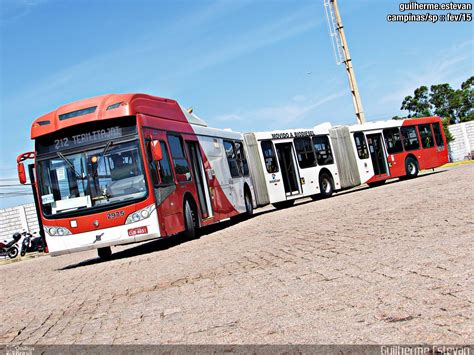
[30, 93, 208, 139]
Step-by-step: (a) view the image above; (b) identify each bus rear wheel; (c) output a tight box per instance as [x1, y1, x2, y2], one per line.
[183, 201, 197, 240]
[98, 247, 112, 260]
[319, 173, 334, 198]
[405, 157, 419, 179]
[244, 192, 254, 217]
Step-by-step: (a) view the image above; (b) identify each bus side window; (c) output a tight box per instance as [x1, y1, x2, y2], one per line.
[432, 123, 444, 147]
[294, 137, 316, 169]
[168, 135, 192, 182]
[418, 124, 434, 148]
[223, 140, 240, 178]
[353, 132, 369, 159]
[383, 128, 403, 154]
[158, 142, 174, 185]
[312, 135, 334, 165]
[261, 140, 279, 173]
[234, 141, 249, 176]
[400, 126, 420, 151]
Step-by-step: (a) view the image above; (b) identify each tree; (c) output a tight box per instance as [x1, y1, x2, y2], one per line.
[400, 86, 431, 118]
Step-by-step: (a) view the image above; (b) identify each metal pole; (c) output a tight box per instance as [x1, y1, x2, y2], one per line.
[331, 0, 366, 124]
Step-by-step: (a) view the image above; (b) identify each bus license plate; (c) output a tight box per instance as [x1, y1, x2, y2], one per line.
[128, 226, 148, 236]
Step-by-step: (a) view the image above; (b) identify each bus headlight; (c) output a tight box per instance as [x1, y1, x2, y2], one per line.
[44, 226, 71, 236]
[125, 204, 156, 225]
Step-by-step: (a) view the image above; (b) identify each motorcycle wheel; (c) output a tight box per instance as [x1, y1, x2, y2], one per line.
[8, 247, 18, 259]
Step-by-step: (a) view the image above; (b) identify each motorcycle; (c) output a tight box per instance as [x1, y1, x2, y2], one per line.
[20, 231, 45, 256]
[0, 233, 22, 259]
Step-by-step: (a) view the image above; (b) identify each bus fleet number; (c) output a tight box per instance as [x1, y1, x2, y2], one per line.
[54, 138, 69, 150]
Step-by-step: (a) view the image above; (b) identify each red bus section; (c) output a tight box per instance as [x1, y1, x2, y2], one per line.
[18, 93, 255, 257]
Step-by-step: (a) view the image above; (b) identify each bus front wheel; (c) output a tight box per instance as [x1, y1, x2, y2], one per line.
[183, 201, 197, 240]
[405, 157, 419, 179]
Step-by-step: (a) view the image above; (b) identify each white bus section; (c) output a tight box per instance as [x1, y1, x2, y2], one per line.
[45, 208, 161, 256]
[245, 124, 356, 206]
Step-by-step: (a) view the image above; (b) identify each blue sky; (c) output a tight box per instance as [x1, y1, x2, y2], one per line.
[0, 0, 472, 208]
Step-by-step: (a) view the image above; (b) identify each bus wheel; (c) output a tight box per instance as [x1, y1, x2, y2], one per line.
[405, 157, 419, 178]
[319, 173, 334, 198]
[98, 247, 112, 260]
[183, 201, 197, 240]
[272, 200, 295, 209]
[367, 180, 386, 188]
[244, 192, 254, 217]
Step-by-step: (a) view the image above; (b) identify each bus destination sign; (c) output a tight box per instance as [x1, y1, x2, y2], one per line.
[53, 126, 122, 150]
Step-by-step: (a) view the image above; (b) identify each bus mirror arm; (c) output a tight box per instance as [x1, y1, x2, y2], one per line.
[151, 140, 163, 161]
[16, 152, 35, 185]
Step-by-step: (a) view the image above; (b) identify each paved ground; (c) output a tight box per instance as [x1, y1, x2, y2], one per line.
[1, 165, 473, 345]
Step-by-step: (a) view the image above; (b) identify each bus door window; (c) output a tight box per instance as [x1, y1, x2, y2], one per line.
[223, 140, 240, 178]
[353, 132, 369, 159]
[261, 140, 279, 173]
[294, 137, 316, 169]
[168, 135, 192, 183]
[366, 134, 388, 176]
[234, 141, 249, 176]
[400, 126, 420, 151]
[418, 124, 435, 149]
[432, 122, 444, 147]
[275, 142, 300, 196]
[312, 135, 334, 165]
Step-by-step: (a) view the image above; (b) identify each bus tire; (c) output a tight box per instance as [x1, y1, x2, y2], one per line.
[183, 201, 197, 240]
[244, 192, 254, 217]
[98, 247, 112, 260]
[367, 180, 386, 188]
[272, 200, 295, 209]
[319, 173, 334, 198]
[405, 157, 419, 179]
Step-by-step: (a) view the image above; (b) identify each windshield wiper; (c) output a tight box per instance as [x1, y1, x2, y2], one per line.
[57, 152, 85, 180]
[102, 140, 113, 157]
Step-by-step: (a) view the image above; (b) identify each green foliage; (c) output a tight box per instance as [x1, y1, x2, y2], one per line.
[397, 76, 474, 127]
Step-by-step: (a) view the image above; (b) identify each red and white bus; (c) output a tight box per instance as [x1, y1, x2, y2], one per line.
[17, 93, 255, 258]
[347, 116, 449, 186]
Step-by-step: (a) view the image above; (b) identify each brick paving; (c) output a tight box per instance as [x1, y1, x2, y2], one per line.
[1, 165, 472, 344]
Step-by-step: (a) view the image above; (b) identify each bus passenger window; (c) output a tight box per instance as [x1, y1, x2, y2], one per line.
[261, 141, 279, 173]
[400, 126, 420, 151]
[432, 123, 444, 147]
[168, 135, 191, 182]
[353, 132, 369, 159]
[158, 142, 174, 184]
[223, 140, 240, 178]
[312, 135, 334, 165]
[418, 124, 434, 148]
[294, 137, 316, 169]
[234, 141, 249, 176]
[383, 128, 404, 154]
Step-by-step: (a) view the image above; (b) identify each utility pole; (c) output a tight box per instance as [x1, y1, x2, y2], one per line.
[324, 0, 366, 124]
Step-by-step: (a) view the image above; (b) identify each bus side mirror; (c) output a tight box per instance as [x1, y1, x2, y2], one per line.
[18, 162, 27, 184]
[151, 140, 163, 161]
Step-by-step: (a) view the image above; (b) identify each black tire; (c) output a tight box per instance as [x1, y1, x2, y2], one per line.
[405, 157, 419, 179]
[272, 200, 295, 209]
[97, 247, 112, 260]
[183, 201, 197, 240]
[244, 192, 254, 217]
[319, 173, 334, 198]
[20, 249, 26, 257]
[8, 247, 18, 259]
[367, 180, 386, 188]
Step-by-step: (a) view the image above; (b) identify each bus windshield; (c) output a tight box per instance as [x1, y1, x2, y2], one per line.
[37, 140, 147, 216]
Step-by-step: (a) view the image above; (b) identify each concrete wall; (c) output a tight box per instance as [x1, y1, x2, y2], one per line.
[448, 121, 474, 162]
[0, 203, 39, 240]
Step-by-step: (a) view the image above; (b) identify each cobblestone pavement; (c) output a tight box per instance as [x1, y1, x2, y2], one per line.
[1, 165, 473, 344]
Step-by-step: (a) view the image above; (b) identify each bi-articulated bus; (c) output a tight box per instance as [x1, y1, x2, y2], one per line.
[243, 116, 448, 207]
[17, 93, 449, 258]
[17, 94, 255, 258]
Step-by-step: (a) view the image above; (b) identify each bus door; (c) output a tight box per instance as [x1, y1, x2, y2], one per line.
[187, 141, 213, 219]
[366, 133, 389, 178]
[275, 143, 301, 196]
